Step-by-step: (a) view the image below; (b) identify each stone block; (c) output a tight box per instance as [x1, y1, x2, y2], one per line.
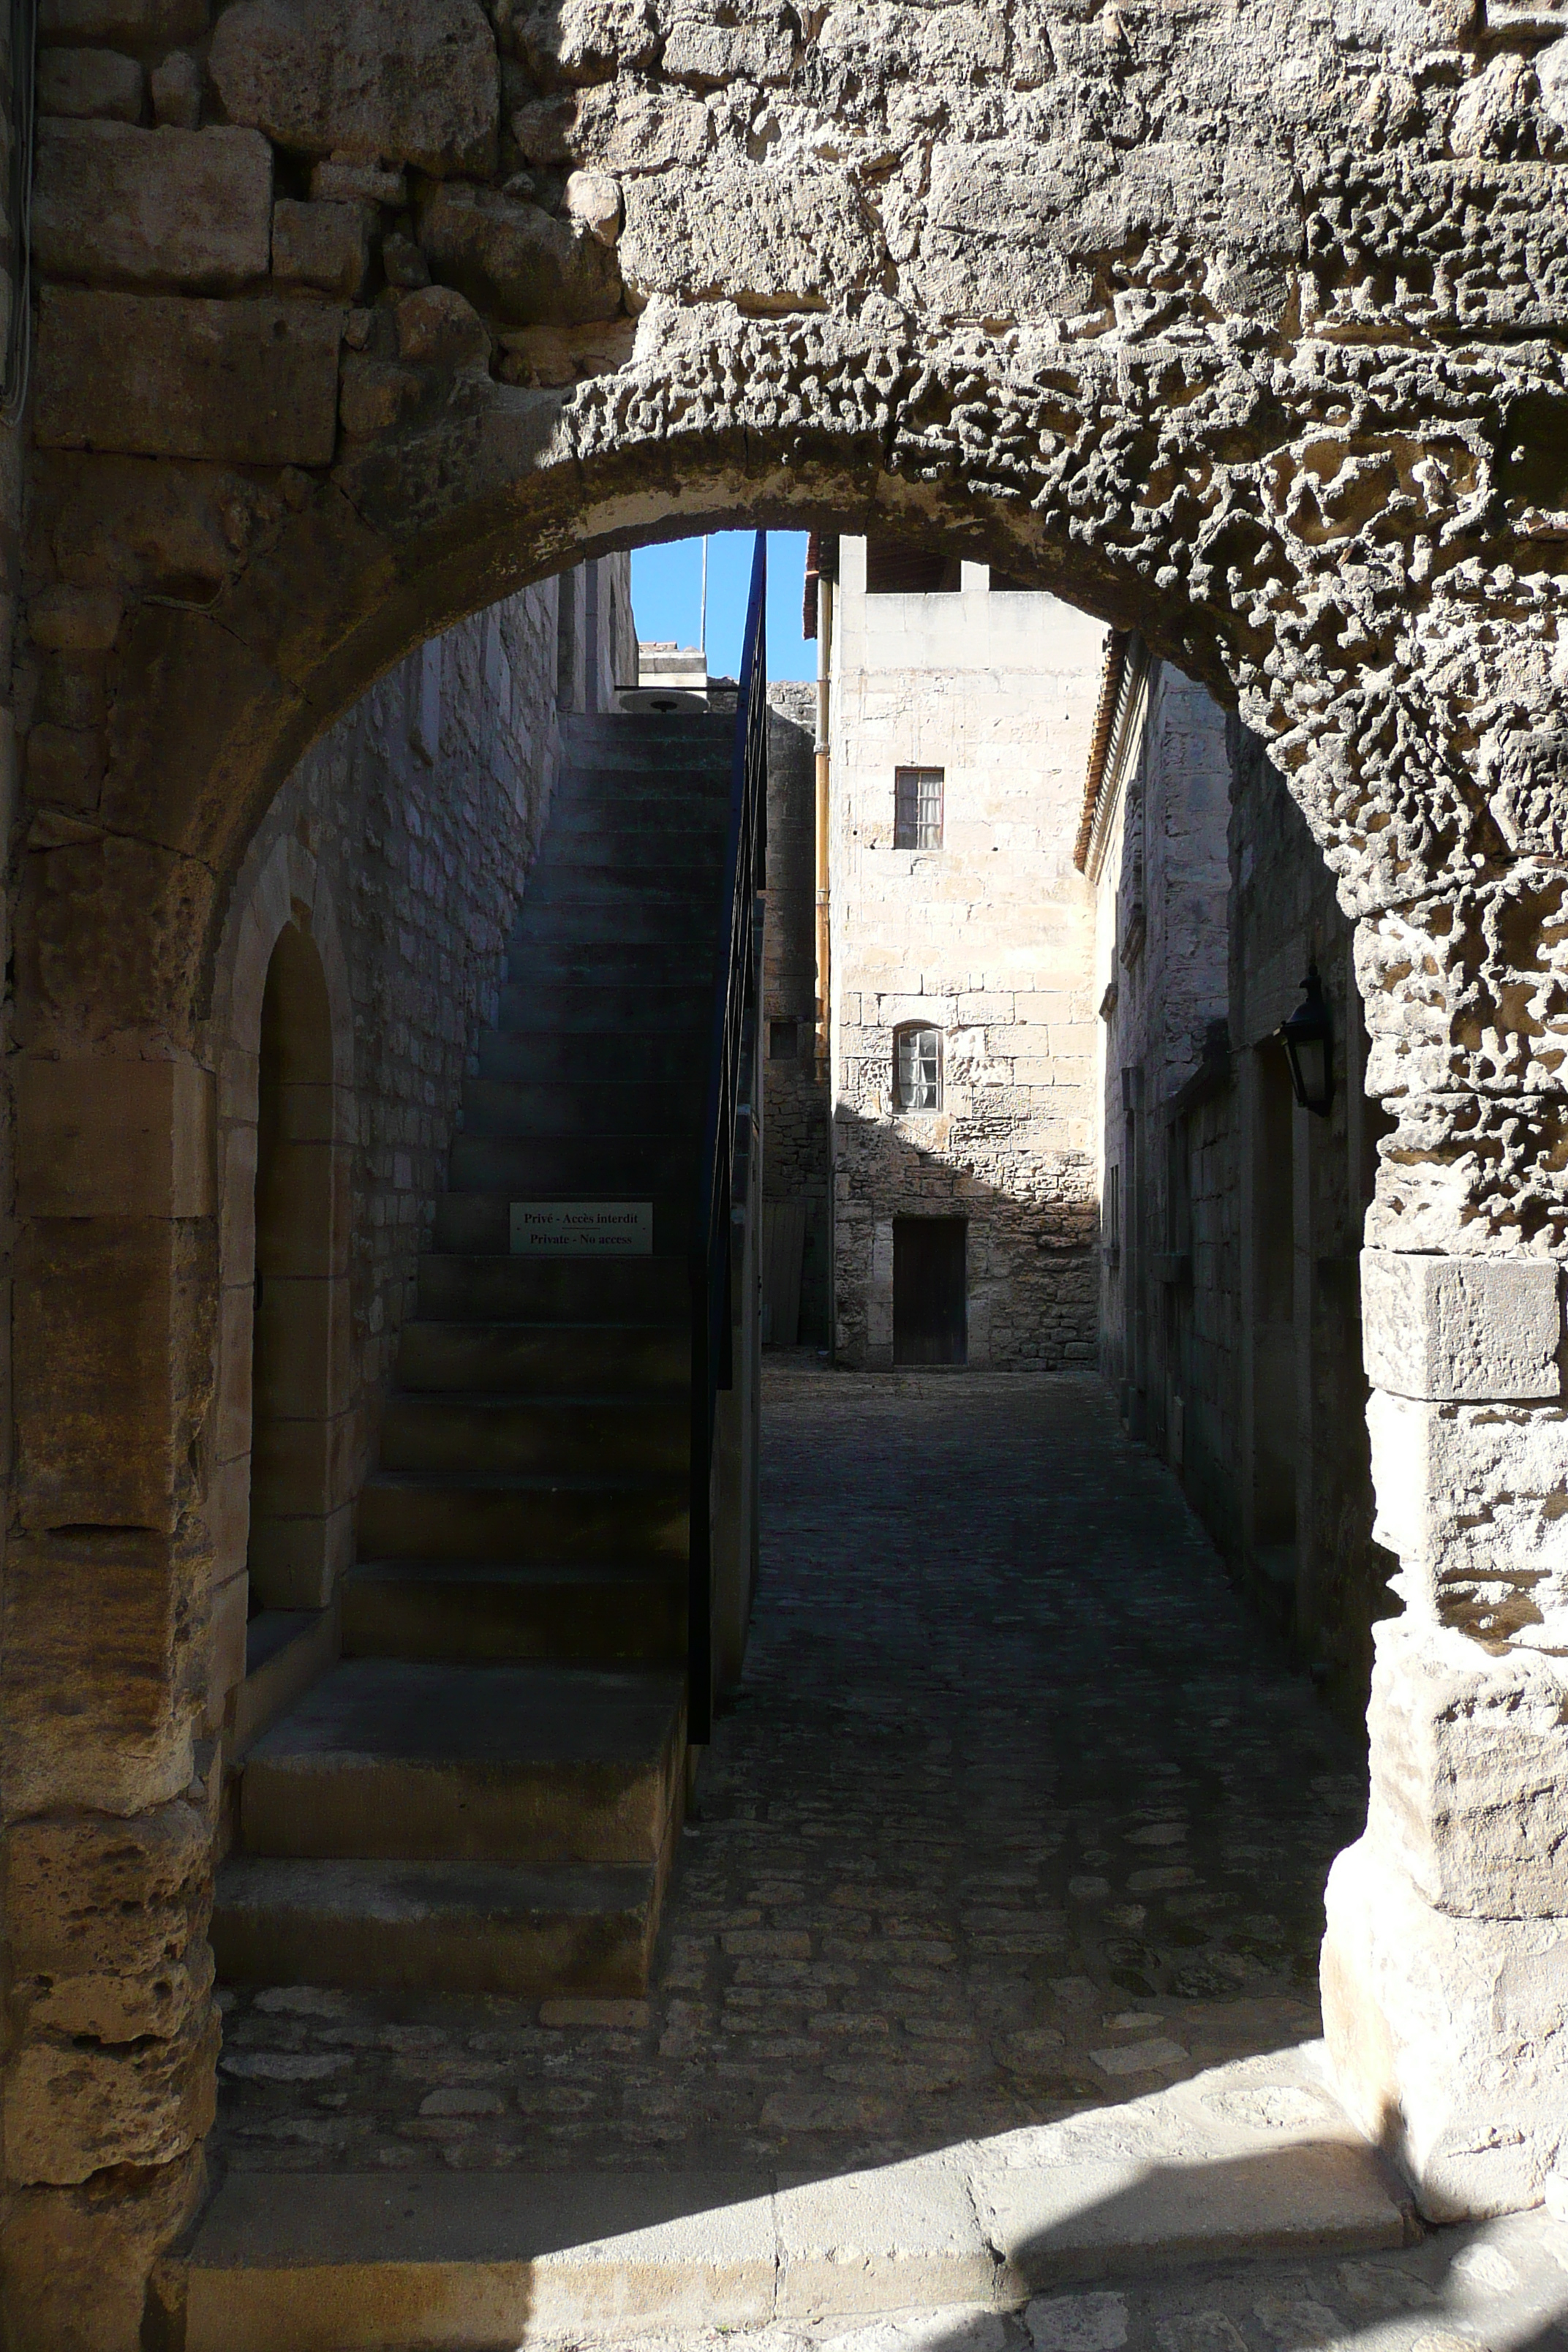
[181, 2171, 777, 2351]
[220, 1115, 259, 1269]
[209, 0, 498, 176]
[246, 1500, 353, 1610]
[6, 1799, 212, 2042]
[1323, 1835, 1568, 2220]
[1, 2145, 205, 2352]
[17, 1054, 212, 1217]
[36, 290, 342, 464]
[1, 1526, 205, 1814]
[39, 0, 206, 37]
[30, 584, 124, 652]
[151, 48, 202, 127]
[14, 1215, 214, 1535]
[271, 197, 367, 298]
[971, 2141, 1403, 2292]
[311, 157, 406, 206]
[418, 181, 622, 326]
[1365, 1616, 1568, 1918]
[252, 1403, 359, 1517]
[37, 46, 143, 120]
[775, 2157, 996, 2318]
[34, 121, 273, 290]
[252, 1271, 351, 1416]
[209, 1567, 249, 1730]
[1362, 1252, 1561, 1403]
[1367, 1391, 1568, 1648]
[214, 1282, 255, 1465]
[619, 162, 883, 309]
[208, 1439, 252, 1582]
[393, 282, 491, 368]
[26, 722, 102, 810]
[660, 19, 794, 83]
[4, 2002, 219, 2185]
[573, 83, 710, 170]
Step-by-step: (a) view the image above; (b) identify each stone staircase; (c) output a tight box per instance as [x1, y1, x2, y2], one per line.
[213, 710, 736, 1997]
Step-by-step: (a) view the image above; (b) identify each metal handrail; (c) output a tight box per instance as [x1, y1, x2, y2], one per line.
[688, 533, 768, 1745]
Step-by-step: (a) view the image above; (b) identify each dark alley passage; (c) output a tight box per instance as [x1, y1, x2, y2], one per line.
[213, 1364, 1366, 2179]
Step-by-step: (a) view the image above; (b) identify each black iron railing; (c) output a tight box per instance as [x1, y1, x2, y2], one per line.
[688, 532, 767, 1744]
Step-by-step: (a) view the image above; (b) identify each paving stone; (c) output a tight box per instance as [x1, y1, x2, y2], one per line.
[214, 1368, 1370, 2181]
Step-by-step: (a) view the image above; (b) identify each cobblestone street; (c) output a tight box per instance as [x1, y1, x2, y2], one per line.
[214, 1365, 1368, 2180]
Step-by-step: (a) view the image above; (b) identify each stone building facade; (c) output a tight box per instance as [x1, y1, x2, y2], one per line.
[824, 537, 1101, 1369]
[1085, 646, 1394, 1725]
[760, 679, 832, 1347]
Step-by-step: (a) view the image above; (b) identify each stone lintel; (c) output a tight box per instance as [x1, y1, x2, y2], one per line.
[34, 289, 342, 467]
[17, 1053, 212, 1218]
[1362, 1251, 1561, 1403]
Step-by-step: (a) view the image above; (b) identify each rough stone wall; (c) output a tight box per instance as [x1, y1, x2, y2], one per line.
[203, 564, 635, 1739]
[0, 554, 632, 2340]
[8, 0, 1568, 2286]
[829, 543, 1101, 1368]
[1096, 671, 1395, 1720]
[761, 679, 832, 1345]
[1095, 664, 1234, 1428]
[1225, 717, 1396, 1718]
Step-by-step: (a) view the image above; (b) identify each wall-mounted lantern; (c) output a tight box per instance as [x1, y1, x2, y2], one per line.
[1277, 964, 1334, 1117]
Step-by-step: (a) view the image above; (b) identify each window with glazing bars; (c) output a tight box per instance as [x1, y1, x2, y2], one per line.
[894, 1024, 941, 1110]
[894, 766, 944, 848]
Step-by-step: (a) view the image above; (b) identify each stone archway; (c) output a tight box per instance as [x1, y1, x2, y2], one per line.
[8, 0, 1568, 2331]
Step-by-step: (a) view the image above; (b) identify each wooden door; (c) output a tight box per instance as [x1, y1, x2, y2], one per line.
[893, 1217, 967, 1365]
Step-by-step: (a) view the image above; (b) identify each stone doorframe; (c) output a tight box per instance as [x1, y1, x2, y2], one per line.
[207, 834, 355, 1743]
[7, 0, 1568, 2331]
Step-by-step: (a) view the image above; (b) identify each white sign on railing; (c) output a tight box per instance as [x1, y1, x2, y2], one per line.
[509, 1201, 654, 1256]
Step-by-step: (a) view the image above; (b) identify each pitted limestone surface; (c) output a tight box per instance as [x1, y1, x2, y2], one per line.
[211, 1363, 1366, 2178]
[512, 2209, 1568, 2352]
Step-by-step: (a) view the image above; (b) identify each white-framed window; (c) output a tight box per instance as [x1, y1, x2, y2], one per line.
[894, 766, 944, 849]
[894, 1022, 941, 1111]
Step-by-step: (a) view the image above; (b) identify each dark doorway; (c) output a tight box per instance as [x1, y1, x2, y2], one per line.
[893, 1216, 968, 1365]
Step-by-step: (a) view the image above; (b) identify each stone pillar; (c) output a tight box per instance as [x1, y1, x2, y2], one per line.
[1, 1055, 219, 2347]
[1322, 1250, 1568, 2220]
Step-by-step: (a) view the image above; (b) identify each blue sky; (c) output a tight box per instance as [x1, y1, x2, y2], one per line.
[630, 532, 815, 683]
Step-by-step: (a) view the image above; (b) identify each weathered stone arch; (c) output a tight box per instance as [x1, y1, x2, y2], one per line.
[11, 0, 1568, 2326]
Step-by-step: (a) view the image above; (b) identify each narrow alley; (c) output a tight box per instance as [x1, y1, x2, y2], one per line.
[213, 1365, 1365, 2179]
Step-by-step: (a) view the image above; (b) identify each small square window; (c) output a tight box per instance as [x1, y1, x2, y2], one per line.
[769, 1019, 799, 1060]
[894, 1023, 941, 1111]
[894, 766, 944, 849]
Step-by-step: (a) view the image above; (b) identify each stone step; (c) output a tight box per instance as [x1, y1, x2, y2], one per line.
[528, 844, 725, 881]
[398, 1319, 687, 1392]
[518, 902, 720, 946]
[378, 1391, 687, 1478]
[494, 980, 709, 1033]
[447, 1132, 698, 1196]
[546, 808, 729, 847]
[430, 1193, 692, 1256]
[237, 1659, 686, 1864]
[358, 1469, 687, 1565]
[173, 2070, 1412, 2352]
[460, 1076, 702, 1141]
[211, 1855, 657, 1997]
[504, 942, 716, 987]
[341, 1556, 684, 1665]
[414, 1251, 689, 1322]
[475, 1026, 700, 1085]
